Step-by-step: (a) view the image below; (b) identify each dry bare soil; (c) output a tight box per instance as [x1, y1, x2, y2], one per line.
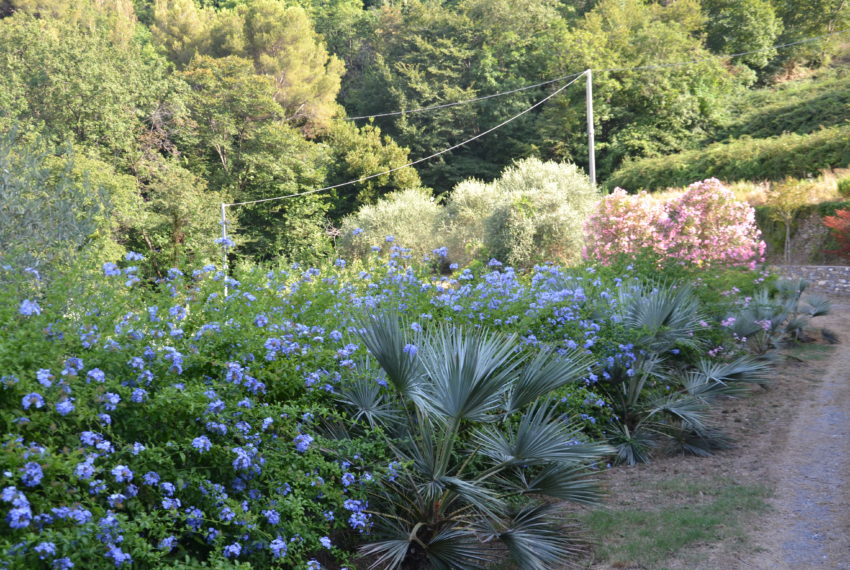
[580, 300, 850, 570]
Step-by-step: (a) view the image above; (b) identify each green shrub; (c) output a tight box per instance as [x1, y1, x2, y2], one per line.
[481, 158, 599, 267]
[439, 178, 499, 267]
[337, 188, 441, 260]
[716, 72, 850, 140]
[608, 124, 850, 191]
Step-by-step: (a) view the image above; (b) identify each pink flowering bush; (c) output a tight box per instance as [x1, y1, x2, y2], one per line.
[584, 179, 766, 268]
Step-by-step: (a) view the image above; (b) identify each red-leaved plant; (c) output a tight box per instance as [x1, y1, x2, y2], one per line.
[823, 209, 850, 260]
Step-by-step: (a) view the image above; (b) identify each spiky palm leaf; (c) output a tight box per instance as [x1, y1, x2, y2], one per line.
[803, 294, 831, 317]
[482, 504, 586, 570]
[606, 421, 656, 465]
[506, 464, 605, 505]
[356, 311, 425, 401]
[617, 283, 704, 352]
[417, 325, 521, 423]
[473, 401, 611, 467]
[505, 346, 594, 413]
[337, 378, 400, 428]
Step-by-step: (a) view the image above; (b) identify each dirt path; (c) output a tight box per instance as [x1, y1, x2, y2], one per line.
[743, 300, 850, 569]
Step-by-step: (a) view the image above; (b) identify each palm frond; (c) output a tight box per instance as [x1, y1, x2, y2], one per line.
[337, 378, 400, 428]
[802, 294, 831, 317]
[606, 422, 656, 465]
[426, 526, 497, 570]
[473, 401, 612, 467]
[360, 537, 413, 570]
[484, 504, 586, 570]
[512, 464, 605, 505]
[695, 356, 771, 387]
[647, 394, 711, 435]
[356, 311, 425, 401]
[617, 283, 704, 352]
[506, 346, 594, 413]
[418, 325, 521, 422]
[669, 426, 734, 457]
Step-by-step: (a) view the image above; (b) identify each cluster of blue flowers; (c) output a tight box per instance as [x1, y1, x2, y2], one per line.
[1, 239, 743, 567]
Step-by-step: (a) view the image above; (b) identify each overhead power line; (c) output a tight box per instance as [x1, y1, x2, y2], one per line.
[225, 73, 586, 208]
[343, 26, 850, 122]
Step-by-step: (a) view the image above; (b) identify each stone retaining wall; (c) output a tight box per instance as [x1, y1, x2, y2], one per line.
[771, 265, 850, 296]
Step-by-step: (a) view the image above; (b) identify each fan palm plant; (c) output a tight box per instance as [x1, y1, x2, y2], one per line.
[601, 284, 771, 464]
[338, 312, 613, 570]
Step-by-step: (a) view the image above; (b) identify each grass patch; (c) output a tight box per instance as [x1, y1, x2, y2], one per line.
[580, 478, 771, 568]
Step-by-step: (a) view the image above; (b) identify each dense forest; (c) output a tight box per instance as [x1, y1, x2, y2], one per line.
[1, 0, 848, 273]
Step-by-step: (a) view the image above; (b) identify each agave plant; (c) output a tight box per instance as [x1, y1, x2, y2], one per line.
[337, 312, 613, 570]
[601, 283, 771, 465]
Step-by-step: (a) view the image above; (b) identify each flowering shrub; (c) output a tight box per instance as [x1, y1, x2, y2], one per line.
[584, 179, 766, 268]
[0, 238, 771, 567]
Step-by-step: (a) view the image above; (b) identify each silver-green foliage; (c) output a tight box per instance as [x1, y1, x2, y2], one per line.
[339, 159, 599, 268]
[482, 159, 599, 268]
[603, 283, 770, 465]
[340, 312, 612, 569]
[337, 188, 441, 260]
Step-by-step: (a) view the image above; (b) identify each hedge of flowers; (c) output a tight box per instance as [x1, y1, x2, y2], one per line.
[0, 241, 770, 569]
[584, 178, 766, 268]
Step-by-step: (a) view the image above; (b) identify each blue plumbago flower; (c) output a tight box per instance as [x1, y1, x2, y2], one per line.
[158, 536, 177, 551]
[169, 305, 187, 321]
[341, 473, 355, 487]
[130, 388, 147, 403]
[86, 368, 106, 383]
[103, 262, 120, 276]
[125, 251, 144, 261]
[323, 510, 334, 521]
[160, 481, 176, 496]
[143, 472, 160, 486]
[161, 497, 181, 510]
[21, 462, 43, 487]
[34, 541, 56, 560]
[270, 536, 288, 558]
[254, 314, 268, 327]
[402, 343, 417, 357]
[261, 417, 273, 431]
[111, 465, 133, 483]
[105, 544, 132, 566]
[19, 299, 41, 316]
[293, 434, 313, 453]
[219, 506, 236, 522]
[192, 436, 212, 453]
[207, 400, 225, 414]
[215, 237, 235, 248]
[131, 442, 145, 455]
[306, 559, 322, 569]
[101, 393, 121, 411]
[36, 369, 53, 387]
[351, 227, 363, 236]
[167, 268, 183, 279]
[432, 246, 448, 257]
[107, 493, 126, 508]
[22, 393, 45, 410]
[52, 557, 74, 569]
[320, 536, 332, 549]
[263, 509, 280, 525]
[223, 542, 241, 558]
